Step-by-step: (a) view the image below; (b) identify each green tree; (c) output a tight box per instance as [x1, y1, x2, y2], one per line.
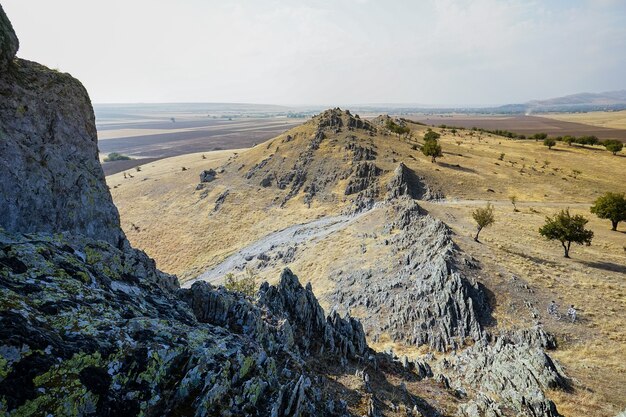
[472, 203, 495, 242]
[603, 140, 624, 155]
[563, 135, 575, 146]
[532, 132, 548, 142]
[539, 209, 593, 258]
[422, 138, 443, 163]
[590, 192, 626, 231]
[543, 137, 556, 149]
[423, 129, 441, 142]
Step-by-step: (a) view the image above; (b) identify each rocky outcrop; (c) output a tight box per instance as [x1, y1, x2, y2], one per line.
[452, 328, 568, 417]
[386, 163, 442, 201]
[0, 5, 124, 247]
[200, 169, 217, 183]
[0, 5, 18, 70]
[0, 230, 371, 416]
[344, 162, 382, 196]
[330, 200, 491, 351]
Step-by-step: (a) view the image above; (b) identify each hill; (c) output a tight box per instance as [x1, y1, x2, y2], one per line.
[109, 109, 626, 416]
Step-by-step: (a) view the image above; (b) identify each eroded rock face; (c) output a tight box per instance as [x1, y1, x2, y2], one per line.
[0, 6, 124, 247]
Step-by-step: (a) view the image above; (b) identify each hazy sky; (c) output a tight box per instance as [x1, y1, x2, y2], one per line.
[4, 0, 626, 106]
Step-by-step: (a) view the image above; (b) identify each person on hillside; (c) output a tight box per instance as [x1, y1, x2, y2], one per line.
[567, 305, 577, 323]
[547, 300, 558, 316]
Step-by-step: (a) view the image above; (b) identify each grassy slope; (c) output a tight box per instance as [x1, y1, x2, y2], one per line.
[108, 115, 626, 416]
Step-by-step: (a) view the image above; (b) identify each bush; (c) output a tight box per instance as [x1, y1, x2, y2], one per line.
[224, 270, 257, 297]
[103, 152, 132, 162]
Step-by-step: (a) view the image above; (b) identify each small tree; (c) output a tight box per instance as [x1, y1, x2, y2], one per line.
[423, 130, 441, 142]
[510, 195, 518, 212]
[603, 140, 624, 155]
[422, 138, 443, 163]
[590, 192, 626, 231]
[563, 136, 575, 146]
[543, 137, 556, 149]
[472, 203, 495, 242]
[539, 209, 593, 258]
[532, 133, 548, 142]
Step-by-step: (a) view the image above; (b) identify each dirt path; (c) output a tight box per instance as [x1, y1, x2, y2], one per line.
[182, 209, 370, 288]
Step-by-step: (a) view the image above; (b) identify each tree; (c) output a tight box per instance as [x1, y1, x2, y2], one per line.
[472, 203, 495, 242]
[603, 140, 624, 155]
[590, 192, 626, 231]
[510, 195, 518, 212]
[563, 135, 575, 146]
[532, 133, 548, 142]
[539, 209, 593, 258]
[450, 128, 457, 136]
[543, 137, 556, 149]
[422, 138, 443, 163]
[423, 129, 441, 142]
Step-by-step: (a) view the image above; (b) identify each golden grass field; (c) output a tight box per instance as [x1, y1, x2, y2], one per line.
[543, 110, 626, 130]
[107, 114, 625, 416]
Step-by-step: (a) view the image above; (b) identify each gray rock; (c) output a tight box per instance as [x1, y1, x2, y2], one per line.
[199, 168, 217, 183]
[0, 15, 124, 247]
[0, 5, 18, 70]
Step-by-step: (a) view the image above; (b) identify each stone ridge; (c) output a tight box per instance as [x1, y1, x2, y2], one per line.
[0, 5, 18, 70]
[0, 17, 125, 246]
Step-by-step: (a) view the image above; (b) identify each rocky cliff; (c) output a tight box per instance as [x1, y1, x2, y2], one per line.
[0, 5, 124, 247]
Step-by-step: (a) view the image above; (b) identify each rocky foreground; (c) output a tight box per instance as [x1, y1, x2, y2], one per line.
[0, 5, 573, 416]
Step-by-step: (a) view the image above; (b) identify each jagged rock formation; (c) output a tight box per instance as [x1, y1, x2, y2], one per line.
[0, 229, 371, 416]
[331, 200, 490, 351]
[451, 327, 568, 417]
[0, 5, 124, 247]
[386, 163, 442, 201]
[345, 162, 382, 196]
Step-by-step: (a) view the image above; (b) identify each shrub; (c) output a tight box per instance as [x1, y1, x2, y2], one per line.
[224, 269, 257, 297]
[103, 152, 132, 162]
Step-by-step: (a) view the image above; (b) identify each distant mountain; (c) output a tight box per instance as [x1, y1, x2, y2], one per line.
[528, 90, 626, 107]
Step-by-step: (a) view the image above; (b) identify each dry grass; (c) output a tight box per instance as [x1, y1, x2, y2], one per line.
[108, 115, 626, 416]
[543, 110, 626, 130]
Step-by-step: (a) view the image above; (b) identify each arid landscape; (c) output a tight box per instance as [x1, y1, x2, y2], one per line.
[2, 2, 625, 417]
[107, 110, 625, 417]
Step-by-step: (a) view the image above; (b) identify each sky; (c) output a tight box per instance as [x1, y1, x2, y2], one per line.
[4, 0, 626, 106]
